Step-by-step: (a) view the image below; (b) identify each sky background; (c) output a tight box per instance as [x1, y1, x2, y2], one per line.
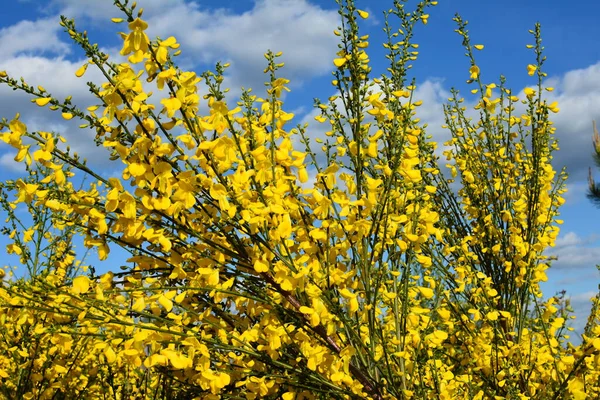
[1, 0, 600, 337]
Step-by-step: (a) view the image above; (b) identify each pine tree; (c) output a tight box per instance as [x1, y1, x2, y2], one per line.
[588, 121, 600, 206]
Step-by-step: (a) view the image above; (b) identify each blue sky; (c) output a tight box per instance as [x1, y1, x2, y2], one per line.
[1, 0, 600, 335]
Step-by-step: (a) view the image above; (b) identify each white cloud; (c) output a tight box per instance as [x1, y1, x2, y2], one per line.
[563, 181, 589, 205]
[48, 0, 182, 21]
[47, 0, 340, 94]
[567, 290, 597, 337]
[0, 56, 98, 102]
[562, 63, 600, 97]
[0, 17, 70, 57]
[555, 231, 585, 248]
[549, 231, 600, 270]
[0, 55, 107, 164]
[542, 62, 600, 182]
[0, 152, 26, 173]
[552, 246, 600, 270]
[146, 0, 340, 94]
[0, 0, 343, 169]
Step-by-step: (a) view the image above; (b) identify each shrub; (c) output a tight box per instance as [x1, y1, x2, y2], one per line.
[0, 0, 598, 399]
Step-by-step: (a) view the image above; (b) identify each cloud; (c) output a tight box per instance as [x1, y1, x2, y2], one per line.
[563, 181, 590, 205]
[0, 17, 70, 58]
[47, 0, 340, 96]
[0, 56, 98, 103]
[561, 63, 600, 97]
[47, 0, 183, 21]
[555, 231, 586, 248]
[146, 0, 340, 95]
[0, 55, 108, 165]
[0, 0, 343, 169]
[0, 152, 26, 174]
[549, 231, 600, 270]
[542, 62, 600, 182]
[567, 290, 597, 337]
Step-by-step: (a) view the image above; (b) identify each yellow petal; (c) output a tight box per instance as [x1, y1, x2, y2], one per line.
[128, 163, 146, 177]
[524, 87, 536, 97]
[473, 44, 484, 50]
[277, 214, 292, 238]
[111, 18, 124, 23]
[333, 58, 347, 68]
[35, 98, 52, 106]
[299, 306, 314, 314]
[486, 311, 499, 321]
[165, 351, 190, 369]
[158, 295, 173, 312]
[131, 297, 145, 312]
[469, 65, 480, 80]
[15, 146, 30, 162]
[437, 309, 450, 320]
[349, 297, 359, 312]
[254, 259, 269, 273]
[418, 287, 434, 299]
[75, 63, 88, 77]
[72, 276, 91, 294]
[298, 167, 308, 183]
[104, 346, 117, 363]
[62, 112, 74, 120]
[357, 9, 369, 19]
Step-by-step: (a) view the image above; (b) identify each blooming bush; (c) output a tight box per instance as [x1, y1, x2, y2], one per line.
[1, 0, 599, 399]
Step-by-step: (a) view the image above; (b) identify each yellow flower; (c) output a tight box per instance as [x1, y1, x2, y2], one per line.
[35, 97, 52, 106]
[71, 276, 91, 294]
[75, 63, 88, 77]
[469, 65, 480, 80]
[357, 9, 369, 19]
[120, 18, 150, 57]
[161, 96, 182, 118]
[524, 87, 536, 99]
[254, 259, 269, 273]
[333, 58, 347, 67]
[155, 36, 180, 64]
[104, 346, 117, 363]
[158, 294, 173, 312]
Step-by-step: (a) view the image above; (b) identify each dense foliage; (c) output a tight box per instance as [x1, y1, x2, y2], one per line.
[1, 0, 599, 399]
